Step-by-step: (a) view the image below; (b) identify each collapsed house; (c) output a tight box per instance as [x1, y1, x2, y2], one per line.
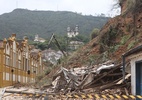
[48, 44, 142, 96]
[49, 62, 131, 94]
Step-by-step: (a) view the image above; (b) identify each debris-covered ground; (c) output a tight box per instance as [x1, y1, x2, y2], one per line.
[43, 61, 131, 98]
[40, 0, 141, 98]
[1, 85, 46, 100]
[2, 0, 141, 100]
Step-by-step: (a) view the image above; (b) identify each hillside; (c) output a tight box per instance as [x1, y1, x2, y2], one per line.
[41, 0, 142, 86]
[56, 0, 142, 68]
[0, 9, 109, 39]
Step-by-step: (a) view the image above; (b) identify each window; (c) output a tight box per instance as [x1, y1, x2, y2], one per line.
[6, 56, 9, 66]
[6, 43, 10, 55]
[31, 67, 34, 73]
[13, 52, 16, 67]
[6, 73, 9, 81]
[18, 61, 21, 69]
[31, 60, 33, 65]
[36, 67, 38, 74]
[18, 51, 21, 60]
[25, 59, 28, 71]
[23, 57, 25, 70]
[3, 72, 5, 80]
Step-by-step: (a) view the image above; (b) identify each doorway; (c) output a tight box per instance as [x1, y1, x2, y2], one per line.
[136, 61, 142, 99]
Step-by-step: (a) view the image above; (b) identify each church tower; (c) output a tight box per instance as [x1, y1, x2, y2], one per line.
[67, 26, 72, 38]
[34, 34, 39, 42]
[75, 25, 79, 36]
[67, 25, 79, 38]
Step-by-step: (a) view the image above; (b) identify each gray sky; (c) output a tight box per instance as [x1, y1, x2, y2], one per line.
[0, 0, 120, 16]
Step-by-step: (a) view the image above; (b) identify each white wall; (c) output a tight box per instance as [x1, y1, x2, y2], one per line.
[130, 54, 142, 95]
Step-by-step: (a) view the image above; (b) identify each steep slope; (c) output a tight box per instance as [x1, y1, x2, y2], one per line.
[37, 0, 142, 90]
[59, 0, 142, 68]
[0, 9, 109, 39]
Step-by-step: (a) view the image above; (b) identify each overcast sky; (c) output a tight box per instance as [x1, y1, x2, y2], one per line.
[0, 0, 120, 16]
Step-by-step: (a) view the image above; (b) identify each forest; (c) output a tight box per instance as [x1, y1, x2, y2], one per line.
[0, 9, 109, 40]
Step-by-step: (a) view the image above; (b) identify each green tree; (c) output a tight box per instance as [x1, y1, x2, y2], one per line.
[0, 9, 109, 39]
[37, 42, 47, 50]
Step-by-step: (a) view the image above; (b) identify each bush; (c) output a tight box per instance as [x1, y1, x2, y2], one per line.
[99, 26, 118, 53]
[90, 28, 100, 40]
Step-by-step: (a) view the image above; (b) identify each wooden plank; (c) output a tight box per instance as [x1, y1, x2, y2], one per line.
[0, 88, 6, 100]
[107, 73, 122, 76]
[116, 74, 131, 84]
[83, 64, 121, 88]
[100, 83, 115, 90]
[2, 93, 12, 97]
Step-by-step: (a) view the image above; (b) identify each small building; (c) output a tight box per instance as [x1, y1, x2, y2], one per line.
[67, 25, 84, 50]
[34, 34, 46, 43]
[68, 41, 84, 50]
[122, 45, 142, 96]
[0, 34, 44, 87]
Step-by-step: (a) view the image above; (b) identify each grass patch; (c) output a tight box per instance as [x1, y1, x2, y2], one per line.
[127, 40, 137, 49]
[120, 35, 131, 45]
[109, 45, 121, 53]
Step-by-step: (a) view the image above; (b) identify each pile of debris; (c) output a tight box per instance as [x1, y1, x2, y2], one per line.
[47, 61, 131, 95]
[1, 86, 45, 100]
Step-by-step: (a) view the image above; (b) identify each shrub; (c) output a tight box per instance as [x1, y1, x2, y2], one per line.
[99, 26, 118, 53]
[90, 28, 100, 40]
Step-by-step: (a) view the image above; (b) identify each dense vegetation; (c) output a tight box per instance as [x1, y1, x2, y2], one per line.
[0, 9, 109, 39]
[32, 34, 89, 51]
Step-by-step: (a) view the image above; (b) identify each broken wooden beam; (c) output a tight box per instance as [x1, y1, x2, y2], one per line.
[100, 83, 115, 90]
[107, 73, 122, 76]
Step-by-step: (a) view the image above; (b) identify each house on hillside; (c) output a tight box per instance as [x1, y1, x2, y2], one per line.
[0, 34, 45, 87]
[34, 34, 46, 43]
[122, 45, 142, 96]
[68, 41, 84, 50]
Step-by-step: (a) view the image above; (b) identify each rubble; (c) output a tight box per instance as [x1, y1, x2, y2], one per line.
[47, 62, 131, 95]
[1, 86, 45, 100]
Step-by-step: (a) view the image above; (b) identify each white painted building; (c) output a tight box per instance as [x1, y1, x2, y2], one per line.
[34, 34, 46, 43]
[123, 45, 142, 96]
[69, 41, 84, 50]
[67, 25, 79, 38]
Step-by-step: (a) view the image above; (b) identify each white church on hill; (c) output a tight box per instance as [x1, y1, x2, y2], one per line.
[67, 25, 84, 50]
[34, 34, 46, 43]
[67, 25, 79, 38]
